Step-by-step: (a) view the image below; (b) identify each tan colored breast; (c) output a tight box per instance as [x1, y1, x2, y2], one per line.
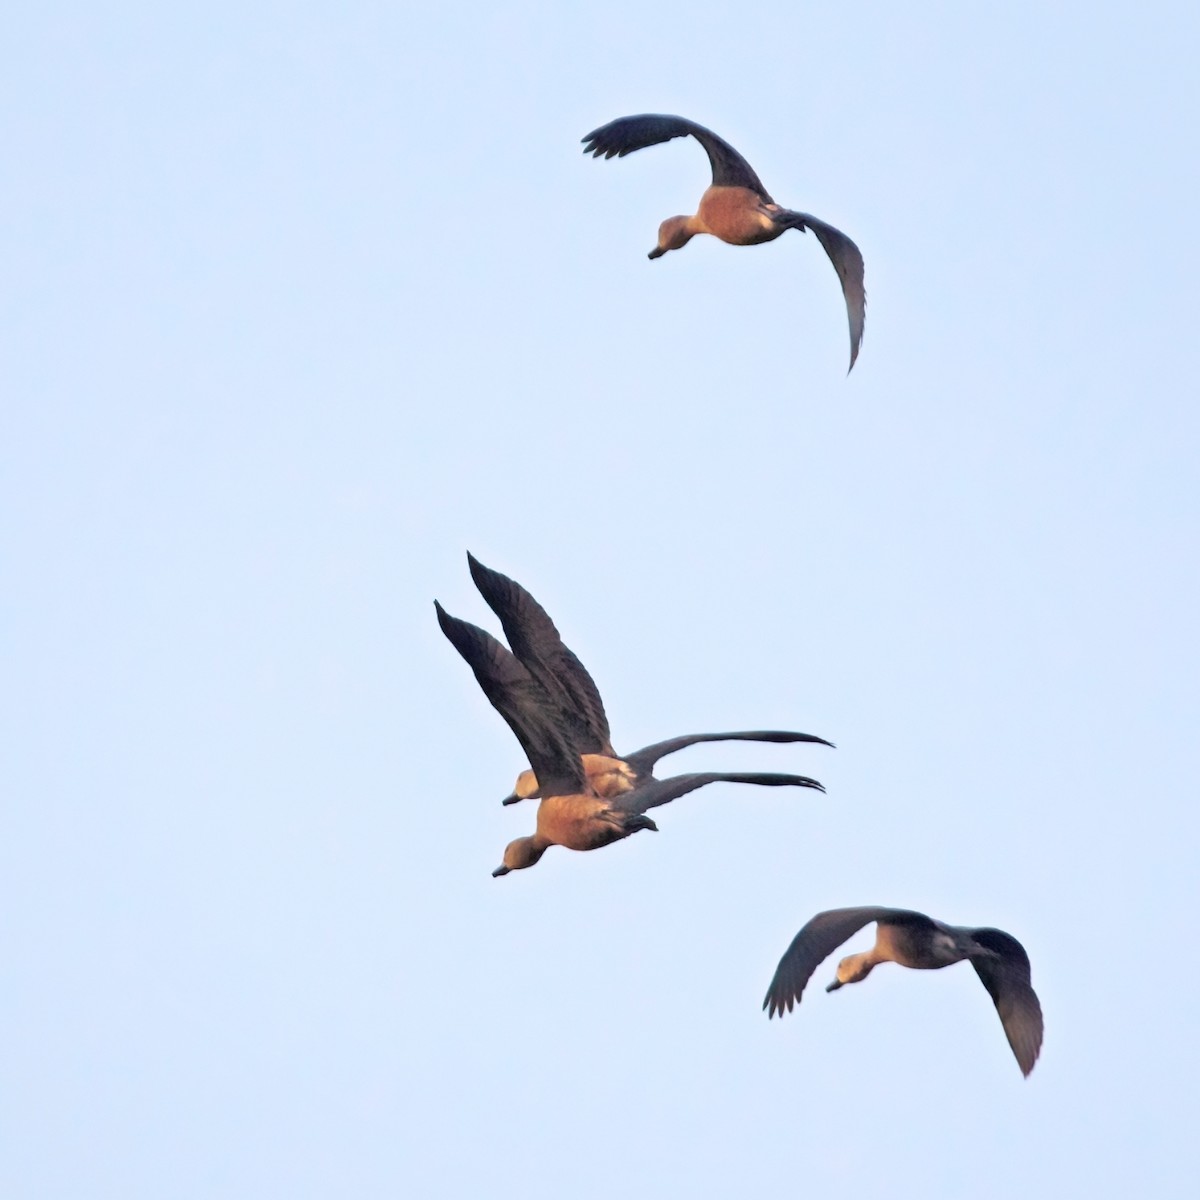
[535, 793, 625, 852]
[695, 186, 781, 246]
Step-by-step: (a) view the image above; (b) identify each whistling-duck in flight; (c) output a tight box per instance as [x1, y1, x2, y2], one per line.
[463, 553, 832, 805]
[582, 114, 866, 370]
[763, 907, 1044, 1076]
[434, 598, 825, 876]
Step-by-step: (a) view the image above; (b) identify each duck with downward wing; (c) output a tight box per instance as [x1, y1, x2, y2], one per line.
[583, 113, 866, 370]
[763, 906, 1044, 1076]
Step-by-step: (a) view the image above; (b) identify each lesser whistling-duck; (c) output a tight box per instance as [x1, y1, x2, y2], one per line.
[435, 593, 825, 876]
[763, 906, 1044, 1076]
[583, 113, 866, 371]
[463, 553, 832, 806]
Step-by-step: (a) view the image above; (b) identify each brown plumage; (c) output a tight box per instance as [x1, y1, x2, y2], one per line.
[583, 113, 866, 371]
[763, 906, 1044, 1077]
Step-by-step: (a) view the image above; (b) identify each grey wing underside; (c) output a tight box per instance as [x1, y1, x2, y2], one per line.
[434, 601, 587, 796]
[622, 729, 835, 776]
[466, 554, 615, 757]
[968, 928, 1044, 1076]
[786, 212, 867, 371]
[612, 770, 825, 818]
[763, 907, 936, 1018]
[582, 114, 773, 199]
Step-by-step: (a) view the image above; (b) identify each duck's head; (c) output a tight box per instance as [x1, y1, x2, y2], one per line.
[649, 215, 695, 259]
[492, 836, 547, 877]
[502, 769, 540, 806]
[827, 952, 876, 991]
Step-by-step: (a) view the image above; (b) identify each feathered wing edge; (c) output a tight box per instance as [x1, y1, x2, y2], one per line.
[466, 553, 615, 756]
[969, 927, 1044, 1076]
[616, 771, 824, 819]
[582, 113, 772, 197]
[785, 212, 866, 372]
[434, 601, 587, 796]
[623, 729, 834, 776]
[763, 907, 935, 1018]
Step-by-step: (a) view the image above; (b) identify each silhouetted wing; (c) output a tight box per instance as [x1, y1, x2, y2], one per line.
[614, 770, 824, 817]
[623, 729, 834, 776]
[789, 212, 866, 371]
[763, 907, 936, 1018]
[969, 928, 1044, 1077]
[466, 554, 615, 757]
[434, 601, 586, 796]
[582, 114, 773, 198]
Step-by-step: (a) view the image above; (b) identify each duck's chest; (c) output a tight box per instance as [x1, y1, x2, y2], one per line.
[536, 794, 624, 851]
[696, 187, 782, 246]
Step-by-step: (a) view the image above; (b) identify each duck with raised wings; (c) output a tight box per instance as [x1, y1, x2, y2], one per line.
[462, 553, 832, 806]
[435, 560, 828, 875]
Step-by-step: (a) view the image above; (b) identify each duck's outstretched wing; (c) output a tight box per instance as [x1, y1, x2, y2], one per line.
[623, 729, 834, 776]
[783, 212, 866, 371]
[583, 114, 773, 199]
[763, 907, 934, 1018]
[968, 927, 1044, 1077]
[434, 601, 586, 797]
[613, 770, 824, 819]
[466, 554, 615, 757]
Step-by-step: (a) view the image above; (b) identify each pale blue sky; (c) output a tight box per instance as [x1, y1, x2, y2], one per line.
[3, 2, 1198, 1196]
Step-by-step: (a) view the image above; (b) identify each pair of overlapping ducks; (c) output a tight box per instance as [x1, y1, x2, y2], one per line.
[436, 116, 1042, 1078]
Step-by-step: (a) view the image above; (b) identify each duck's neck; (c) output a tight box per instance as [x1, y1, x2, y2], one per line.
[656, 214, 700, 254]
[836, 950, 881, 985]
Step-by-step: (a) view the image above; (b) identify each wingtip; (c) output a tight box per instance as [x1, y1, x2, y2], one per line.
[466, 551, 496, 588]
[762, 991, 793, 1019]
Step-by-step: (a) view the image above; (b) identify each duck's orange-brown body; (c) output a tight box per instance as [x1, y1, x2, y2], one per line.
[493, 789, 652, 874]
[535, 792, 630, 852]
[692, 186, 782, 245]
[834, 922, 967, 984]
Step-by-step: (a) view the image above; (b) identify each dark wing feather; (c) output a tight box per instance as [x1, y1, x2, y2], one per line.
[466, 555, 615, 757]
[582, 114, 773, 198]
[788, 212, 866, 371]
[622, 729, 834, 776]
[969, 927, 1044, 1077]
[434, 601, 586, 796]
[613, 770, 824, 817]
[763, 907, 936, 1018]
